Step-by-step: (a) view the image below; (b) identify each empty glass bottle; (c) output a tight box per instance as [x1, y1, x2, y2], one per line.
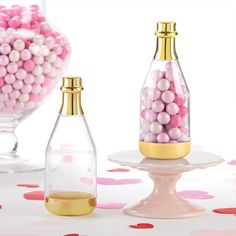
[45, 76, 96, 216]
[139, 22, 191, 159]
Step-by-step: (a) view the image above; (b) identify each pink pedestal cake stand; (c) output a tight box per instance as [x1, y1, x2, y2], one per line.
[108, 150, 223, 219]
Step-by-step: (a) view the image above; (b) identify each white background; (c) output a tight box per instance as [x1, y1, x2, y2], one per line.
[18, 0, 236, 164]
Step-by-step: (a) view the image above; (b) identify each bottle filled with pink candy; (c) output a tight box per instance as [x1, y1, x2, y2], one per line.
[0, 0, 70, 172]
[139, 22, 190, 160]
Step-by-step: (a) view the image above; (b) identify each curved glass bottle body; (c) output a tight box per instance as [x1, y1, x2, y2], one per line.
[139, 59, 190, 159]
[45, 114, 96, 216]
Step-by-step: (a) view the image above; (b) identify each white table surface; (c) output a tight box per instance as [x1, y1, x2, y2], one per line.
[0, 155, 236, 236]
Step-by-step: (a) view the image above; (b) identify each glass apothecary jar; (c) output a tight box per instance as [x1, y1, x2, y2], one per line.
[0, 0, 71, 172]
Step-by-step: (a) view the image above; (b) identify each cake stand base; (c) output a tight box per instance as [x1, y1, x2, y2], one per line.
[124, 171, 204, 219]
[108, 150, 223, 219]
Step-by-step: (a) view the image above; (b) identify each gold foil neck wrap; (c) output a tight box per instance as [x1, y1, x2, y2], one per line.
[59, 76, 84, 116]
[154, 21, 178, 60]
[61, 76, 83, 93]
[155, 21, 178, 38]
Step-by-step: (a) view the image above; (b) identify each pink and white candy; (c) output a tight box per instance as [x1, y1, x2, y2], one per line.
[140, 61, 189, 144]
[0, 4, 70, 113]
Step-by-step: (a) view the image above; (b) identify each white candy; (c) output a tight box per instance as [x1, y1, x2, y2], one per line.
[53, 44, 62, 55]
[151, 69, 164, 83]
[53, 58, 62, 68]
[19, 94, 29, 102]
[0, 43, 11, 55]
[168, 127, 182, 140]
[40, 87, 48, 96]
[35, 75, 45, 84]
[20, 49, 32, 61]
[46, 52, 57, 63]
[2, 84, 13, 94]
[15, 69, 27, 80]
[32, 84, 41, 94]
[33, 35, 45, 45]
[29, 43, 40, 55]
[48, 67, 57, 77]
[4, 74, 15, 84]
[142, 120, 150, 133]
[0, 93, 9, 102]
[9, 50, 20, 62]
[33, 65, 43, 76]
[33, 55, 44, 65]
[157, 79, 170, 91]
[40, 45, 50, 57]
[6, 28, 15, 35]
[42, 61, 52, 74]
[25, 101, 36, 110]
[0, 55, 9, 66]
[150, 122, 163, 134]
[13, 39, 25, 51]
[45, 36, 56, 49]
[0, 66, 7, 77]
[21, 84, 32, 94]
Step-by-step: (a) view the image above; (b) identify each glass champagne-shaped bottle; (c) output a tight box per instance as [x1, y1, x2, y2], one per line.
[45, 76, 96, 216]
[139, 22, 190, 159]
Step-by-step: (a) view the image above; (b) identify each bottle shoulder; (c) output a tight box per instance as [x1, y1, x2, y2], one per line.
[46, 114, 96, 152]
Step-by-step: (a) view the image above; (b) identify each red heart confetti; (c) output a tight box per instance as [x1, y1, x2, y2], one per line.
[23, 191, 44, 200]
[0, 204, 2, 209]
[64, 234, 79, 236]
[129, 223, 154, 229]
[213, 208, 236, 214]
[17, 184, 39, 188]
[107, 168, 130, 172]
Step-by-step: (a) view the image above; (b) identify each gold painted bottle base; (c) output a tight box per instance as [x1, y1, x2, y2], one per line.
[139, 141, 191, 160]
[45, 192, 96, 216]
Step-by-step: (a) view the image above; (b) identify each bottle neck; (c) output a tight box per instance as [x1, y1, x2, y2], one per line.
[154, 37, 178, 61]
[59, 92, 84, 116]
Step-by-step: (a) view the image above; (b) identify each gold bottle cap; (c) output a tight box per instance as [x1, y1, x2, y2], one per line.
[155, 21, 178, 38]
[61, 76, 83, 93]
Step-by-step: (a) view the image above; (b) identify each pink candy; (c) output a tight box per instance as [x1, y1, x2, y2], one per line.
[140, 61, 189, 144]
[0, 4, 70, 114]
[23, 60, 35, 72]
[170, 115, 183, 127]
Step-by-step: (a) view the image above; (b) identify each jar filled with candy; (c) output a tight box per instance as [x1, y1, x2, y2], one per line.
[0, 0, 71, 172]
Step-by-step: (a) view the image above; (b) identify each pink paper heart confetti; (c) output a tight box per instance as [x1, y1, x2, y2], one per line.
[17, 184, 39, 188]
[96, 203, 127, 209]
[80, 177, 93, 186]
[63, 155, 74, 163]
[192, 229, 236, 236]
[228, 160, 236, 165]
[97, 177, 142, 185]
[178, 190, 214, 199]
